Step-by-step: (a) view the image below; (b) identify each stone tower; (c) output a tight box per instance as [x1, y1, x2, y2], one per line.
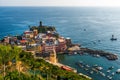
[40, 21, 42, 27]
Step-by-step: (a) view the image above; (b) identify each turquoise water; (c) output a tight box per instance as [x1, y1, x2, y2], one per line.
[58, 54, 120, 80]
[0, 7, 120, 80]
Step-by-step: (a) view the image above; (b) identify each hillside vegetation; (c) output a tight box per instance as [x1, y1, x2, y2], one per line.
[0, 44, 91, 80]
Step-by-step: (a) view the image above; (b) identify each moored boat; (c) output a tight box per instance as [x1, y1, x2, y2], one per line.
[89, 71, 94, 74]
[74, 52, 77, 54]
[107, 75, 112, 80]
[92, 68, 99, 73]
[111, 72, 115, 76]
[107, 70, 111, 73]
[116, 69, 120, 73]
[93, 54, 100, 58]
[108, 66, 114, 70]
[96, 66, 103, 71]
[85, 64, 90, 68]
[99, 71, 106, 77]
[93, 64, 98, 67]
[75, 61, 84, 68]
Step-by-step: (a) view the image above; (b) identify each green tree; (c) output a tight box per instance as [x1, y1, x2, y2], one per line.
[0, 45, 12, 78]
[0, 45, 22, 79]
[11, 46, 22, 77]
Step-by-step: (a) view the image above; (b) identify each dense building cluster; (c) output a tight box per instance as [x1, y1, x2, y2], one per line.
[2, 22, 66, 51]
[1, 22, 72, 59]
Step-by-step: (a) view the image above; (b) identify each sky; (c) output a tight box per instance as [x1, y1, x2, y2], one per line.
[1, 0, 120, 7]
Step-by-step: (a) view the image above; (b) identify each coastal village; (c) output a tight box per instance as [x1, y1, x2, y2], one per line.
[0, 21, 120, 80]
[1, 21, 118, 61]
[0, 21, 82, 72]
[1, 21, 79, 62]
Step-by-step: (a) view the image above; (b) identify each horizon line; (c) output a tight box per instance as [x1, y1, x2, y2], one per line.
[1, 5, 120, 8]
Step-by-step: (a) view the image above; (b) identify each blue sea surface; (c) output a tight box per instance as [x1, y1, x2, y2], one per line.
[0, 7, 120, 80]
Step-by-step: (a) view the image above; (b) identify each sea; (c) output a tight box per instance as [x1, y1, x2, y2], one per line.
[0, 7, 120, 80]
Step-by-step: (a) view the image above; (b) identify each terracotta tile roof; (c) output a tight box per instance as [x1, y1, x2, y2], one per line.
[20, 40, 27, 43]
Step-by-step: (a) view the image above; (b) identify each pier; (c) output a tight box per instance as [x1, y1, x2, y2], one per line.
[80, 48, 118, 60]
[67, 44, 118, 60]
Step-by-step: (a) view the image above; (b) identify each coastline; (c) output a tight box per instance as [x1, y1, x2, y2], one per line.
[0, 21, 119, 80]
[34, 55, 92, 80]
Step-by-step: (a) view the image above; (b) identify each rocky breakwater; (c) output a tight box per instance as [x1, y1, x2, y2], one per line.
[80, 48, 118, 60]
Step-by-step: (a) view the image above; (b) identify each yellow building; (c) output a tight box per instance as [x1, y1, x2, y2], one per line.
[36, 45, 42, 52]
[24, 31, 34, 38]
[49, 48, 57, 63]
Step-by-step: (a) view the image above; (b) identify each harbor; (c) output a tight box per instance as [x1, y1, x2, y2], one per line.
[34, 53, 92, 80]
[58, 54, 120, 80]
[0, 21, 120, 80]
[66, 44, 118, 60]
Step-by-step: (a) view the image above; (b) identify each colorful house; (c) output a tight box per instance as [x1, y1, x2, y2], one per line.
[24, 31, 34, 38]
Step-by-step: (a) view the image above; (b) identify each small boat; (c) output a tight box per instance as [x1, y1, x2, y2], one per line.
[107, 70, 111, 73]
[93, 64, 98, 67]
[108, 66, 114, 70]
[75, 61, 84, 68]
[92, 68, 98, 73]
[78, 64, 84, 68]
[74, 52, 77, 54]
[101, 73, 105, 77]
[89, 71, 93, 74]
[96, 54, 100, 57]
[111, 72, 115, 76]
[93, 54, 100, 58]
[85, 64, 90, 68]
[99, 71, 106, 77]
[107, 76, 112, 80]
[116, 69, 120, 73]
[84, 68, 88, 71]
[110, 35, 117, 41]
[96, 66, 103, 71]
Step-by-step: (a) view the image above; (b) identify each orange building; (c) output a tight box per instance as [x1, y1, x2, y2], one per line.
[20, 39, 27, 45]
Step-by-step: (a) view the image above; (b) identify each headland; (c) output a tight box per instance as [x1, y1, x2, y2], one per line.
[0, 21, 118, 79]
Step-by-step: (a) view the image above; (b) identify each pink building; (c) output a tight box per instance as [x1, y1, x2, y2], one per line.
[43, 40, 67, 53]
